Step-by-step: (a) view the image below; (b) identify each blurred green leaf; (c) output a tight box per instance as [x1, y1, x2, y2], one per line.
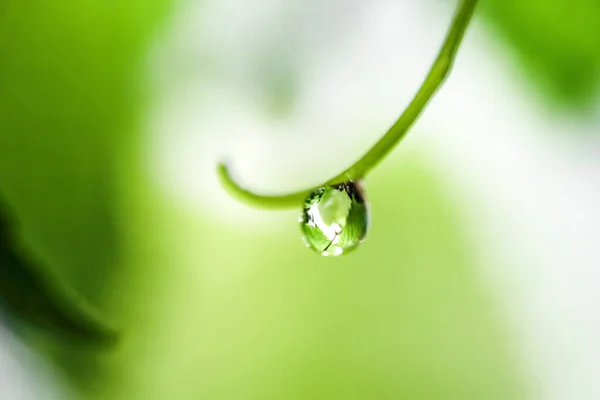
[0, 203, 117, 344]
[482, 0, 600, 109]
[0, 0, 169, 304]
[0, 0, 172, 392]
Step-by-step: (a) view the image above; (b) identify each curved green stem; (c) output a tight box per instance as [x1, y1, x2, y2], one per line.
[219, 0, 477, 209]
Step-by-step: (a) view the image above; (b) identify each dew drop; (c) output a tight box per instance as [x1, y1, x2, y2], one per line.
[300, 180, 369, 256]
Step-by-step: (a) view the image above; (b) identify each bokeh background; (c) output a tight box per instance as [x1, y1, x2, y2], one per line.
[1, 0, 600, 399]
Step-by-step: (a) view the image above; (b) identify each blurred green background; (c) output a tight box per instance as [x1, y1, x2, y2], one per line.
[0, 0, 598, 399]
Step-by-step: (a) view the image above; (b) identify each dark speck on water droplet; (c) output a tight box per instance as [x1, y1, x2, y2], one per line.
[300, 180, 369, 256]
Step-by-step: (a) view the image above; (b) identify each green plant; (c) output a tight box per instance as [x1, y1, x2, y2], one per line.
[218, 0, 478, 209]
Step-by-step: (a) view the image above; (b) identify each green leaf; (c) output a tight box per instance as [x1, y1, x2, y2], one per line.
[0, 203, 117, 344]
[482, 0, 600, 109]
[0, 0, 172, 389]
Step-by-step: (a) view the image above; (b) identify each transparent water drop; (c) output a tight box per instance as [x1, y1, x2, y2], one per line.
[300, 180, 369, 256]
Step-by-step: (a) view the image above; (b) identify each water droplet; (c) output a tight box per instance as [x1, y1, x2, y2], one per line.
[300, 180, 369, 256]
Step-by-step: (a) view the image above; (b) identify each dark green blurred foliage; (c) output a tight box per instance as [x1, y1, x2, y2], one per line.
[482, 0, 600, 109]
[0, 0, 170, 306]
[0, 0, 172, 392]
[0, 203, 117, 344]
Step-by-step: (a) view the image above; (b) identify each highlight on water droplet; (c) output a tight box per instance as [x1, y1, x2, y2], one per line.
[300, 180, 369, 256]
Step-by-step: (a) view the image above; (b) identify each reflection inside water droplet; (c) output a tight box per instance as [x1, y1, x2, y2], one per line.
[300, 180, 369, 256]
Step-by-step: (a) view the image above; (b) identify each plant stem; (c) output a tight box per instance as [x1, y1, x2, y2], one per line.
[218, 0, 478, 209]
